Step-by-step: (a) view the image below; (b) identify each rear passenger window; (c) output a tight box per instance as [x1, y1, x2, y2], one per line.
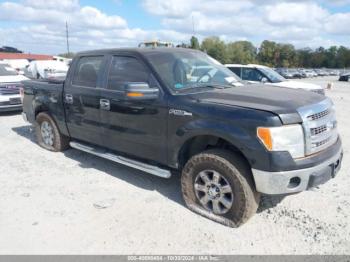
[72, 56, 103, 88]
[107, 56, 151, 90]
[228, 67, 241, 78]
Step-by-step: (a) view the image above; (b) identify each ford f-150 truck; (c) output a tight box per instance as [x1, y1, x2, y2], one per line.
[21, 48, 343, 227]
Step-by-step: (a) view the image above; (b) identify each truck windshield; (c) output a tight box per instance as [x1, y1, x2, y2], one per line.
[144, 50, 242, 92]
[0, 65, 18, 76]
[259, 67, 285, 83]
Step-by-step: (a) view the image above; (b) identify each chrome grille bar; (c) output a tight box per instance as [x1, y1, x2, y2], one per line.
[297, 98, 338, 155]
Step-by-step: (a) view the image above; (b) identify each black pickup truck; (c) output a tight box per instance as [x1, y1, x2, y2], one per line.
[21, 48, 343, 227]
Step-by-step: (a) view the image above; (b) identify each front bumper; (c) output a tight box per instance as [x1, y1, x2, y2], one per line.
[252, 146, 343, 195]
[0, 94, 22, 112]
[0, 104, 22, 112]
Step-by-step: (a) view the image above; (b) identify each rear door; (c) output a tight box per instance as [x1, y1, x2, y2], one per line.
[228, 66, 242, 78]
[64, 55, 106, 145]
[99, 55, 168, 165]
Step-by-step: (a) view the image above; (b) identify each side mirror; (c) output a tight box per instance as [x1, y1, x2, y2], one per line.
[261, 77, 268, 83]
[124, 82, 159, 100]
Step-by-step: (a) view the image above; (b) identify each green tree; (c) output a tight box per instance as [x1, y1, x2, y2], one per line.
[190, 36, 200, 50]
[257, 40, 279, 67]
[201, 36, 228, 63]
[336, 46, 350, 68]
[297, 48, 313, 68]
[278, 43, 298, 68]
[226, 41, 257, 64]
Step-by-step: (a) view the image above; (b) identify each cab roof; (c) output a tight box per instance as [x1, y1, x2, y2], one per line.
[76, 47, 200, 57]
[225, 64, 269, 69]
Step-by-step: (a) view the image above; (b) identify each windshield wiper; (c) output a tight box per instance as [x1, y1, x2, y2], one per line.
[185, 83, 233, 90]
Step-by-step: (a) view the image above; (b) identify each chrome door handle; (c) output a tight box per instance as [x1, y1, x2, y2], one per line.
[100, 99, 110, 110]
[65, 94, 73, 104]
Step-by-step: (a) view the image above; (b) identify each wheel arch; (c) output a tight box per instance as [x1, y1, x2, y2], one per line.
[178, 134, 252, 171]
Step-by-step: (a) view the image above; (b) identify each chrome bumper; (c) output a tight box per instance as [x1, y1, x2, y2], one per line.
[0, 104, 22, 112]
[252, 147, 343, 195]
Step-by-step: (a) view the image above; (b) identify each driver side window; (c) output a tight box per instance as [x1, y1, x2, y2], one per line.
[107, 56, 153, 90]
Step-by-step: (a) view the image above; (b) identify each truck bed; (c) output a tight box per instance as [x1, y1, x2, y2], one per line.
[22, 79, 69, 136]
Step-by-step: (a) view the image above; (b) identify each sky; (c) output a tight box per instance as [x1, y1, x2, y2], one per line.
[0, 0, 350, 55]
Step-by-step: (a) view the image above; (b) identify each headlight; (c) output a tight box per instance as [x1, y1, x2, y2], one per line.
[257, 125, 305, 158]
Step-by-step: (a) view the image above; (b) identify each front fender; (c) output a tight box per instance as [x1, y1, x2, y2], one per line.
[168, 118, 267, 169]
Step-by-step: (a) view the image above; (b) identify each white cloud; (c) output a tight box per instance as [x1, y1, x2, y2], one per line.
[0, 0, 349, 54]
[265, 2, 329, 26]
[0, 0, 189, 53]
[142, 0, 350, 47]
[325, 12, 350, 35]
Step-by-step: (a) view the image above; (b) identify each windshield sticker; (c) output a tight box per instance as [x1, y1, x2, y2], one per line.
[5, 67, 16, 71]
[174, 83, 184, 89]
[225, 76, 237, 84]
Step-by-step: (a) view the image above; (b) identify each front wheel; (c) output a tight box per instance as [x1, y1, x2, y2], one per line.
[35, 112, 69, 152]
[181, 149, 260, 227]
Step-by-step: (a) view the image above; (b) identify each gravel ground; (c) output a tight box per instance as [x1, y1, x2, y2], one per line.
[0, 76, 349, 254]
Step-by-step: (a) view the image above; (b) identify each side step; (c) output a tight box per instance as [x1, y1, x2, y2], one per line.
[69, 141, 172, 179]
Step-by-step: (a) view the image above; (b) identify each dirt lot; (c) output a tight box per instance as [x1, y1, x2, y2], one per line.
[0, 76, 349, 254]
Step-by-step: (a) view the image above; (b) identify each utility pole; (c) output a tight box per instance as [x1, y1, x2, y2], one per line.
[192, 15, 195, 36]
[66, 21, 70, 55]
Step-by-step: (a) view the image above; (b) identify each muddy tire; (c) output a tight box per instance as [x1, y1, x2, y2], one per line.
[35, 112, 69, 152]
[181, 149, 260, 227]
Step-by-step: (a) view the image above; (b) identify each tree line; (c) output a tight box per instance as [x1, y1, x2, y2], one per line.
[188, 36, 350, 69]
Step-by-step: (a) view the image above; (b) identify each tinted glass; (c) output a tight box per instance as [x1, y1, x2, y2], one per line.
[0, 64, 18, 76]
[241, 68, 264, 81]
[259, 67, 285, 83]
[107, 56, 151, 90]
[144, 50, 241, 92]
[227, 67, 241, 77]
[72, 56, 103, 88]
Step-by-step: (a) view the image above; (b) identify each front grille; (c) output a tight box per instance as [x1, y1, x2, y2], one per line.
[311, 89, 325, 96]
[0, 83, 21, 95]
[307, 109, 330, 121]
[298, 98, 338, 155]
[310, 125, 327, 136]
[313, 137, 331, 148]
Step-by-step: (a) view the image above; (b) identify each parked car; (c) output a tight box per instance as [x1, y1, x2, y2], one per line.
[315, 69, 327, 76]
[27, 60, 69, 80]
[2, 59, 29, 75]
[297, 69, 307, 78]
[139, 41, 174, 48]
[225, 64, 325, 95]
[275, 68, 294, 79]
[0, 64, 29, 112]
[22, 48, 343, 227]
[329, 70, 340, 76]
[299, 69, 315, 78]
[288, 69, 303, 78]
[339, 72, 350, 82]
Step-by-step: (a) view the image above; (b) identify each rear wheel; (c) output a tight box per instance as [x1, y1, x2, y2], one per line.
[181, 149, 260, 227]
[35, 112, 69, 152]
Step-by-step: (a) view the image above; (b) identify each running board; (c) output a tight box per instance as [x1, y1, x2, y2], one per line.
[69, 141, 171, 179]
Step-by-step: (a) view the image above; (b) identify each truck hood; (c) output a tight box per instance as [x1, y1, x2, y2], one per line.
[189, 84, 326, 124]
[0, 75, 29, 83]
[269, 80, 322, 90]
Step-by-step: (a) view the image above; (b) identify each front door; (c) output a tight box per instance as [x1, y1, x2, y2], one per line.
[99, 55, 168, 165]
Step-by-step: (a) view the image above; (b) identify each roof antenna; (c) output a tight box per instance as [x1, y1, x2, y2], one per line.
[192, 15, 195, 36]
